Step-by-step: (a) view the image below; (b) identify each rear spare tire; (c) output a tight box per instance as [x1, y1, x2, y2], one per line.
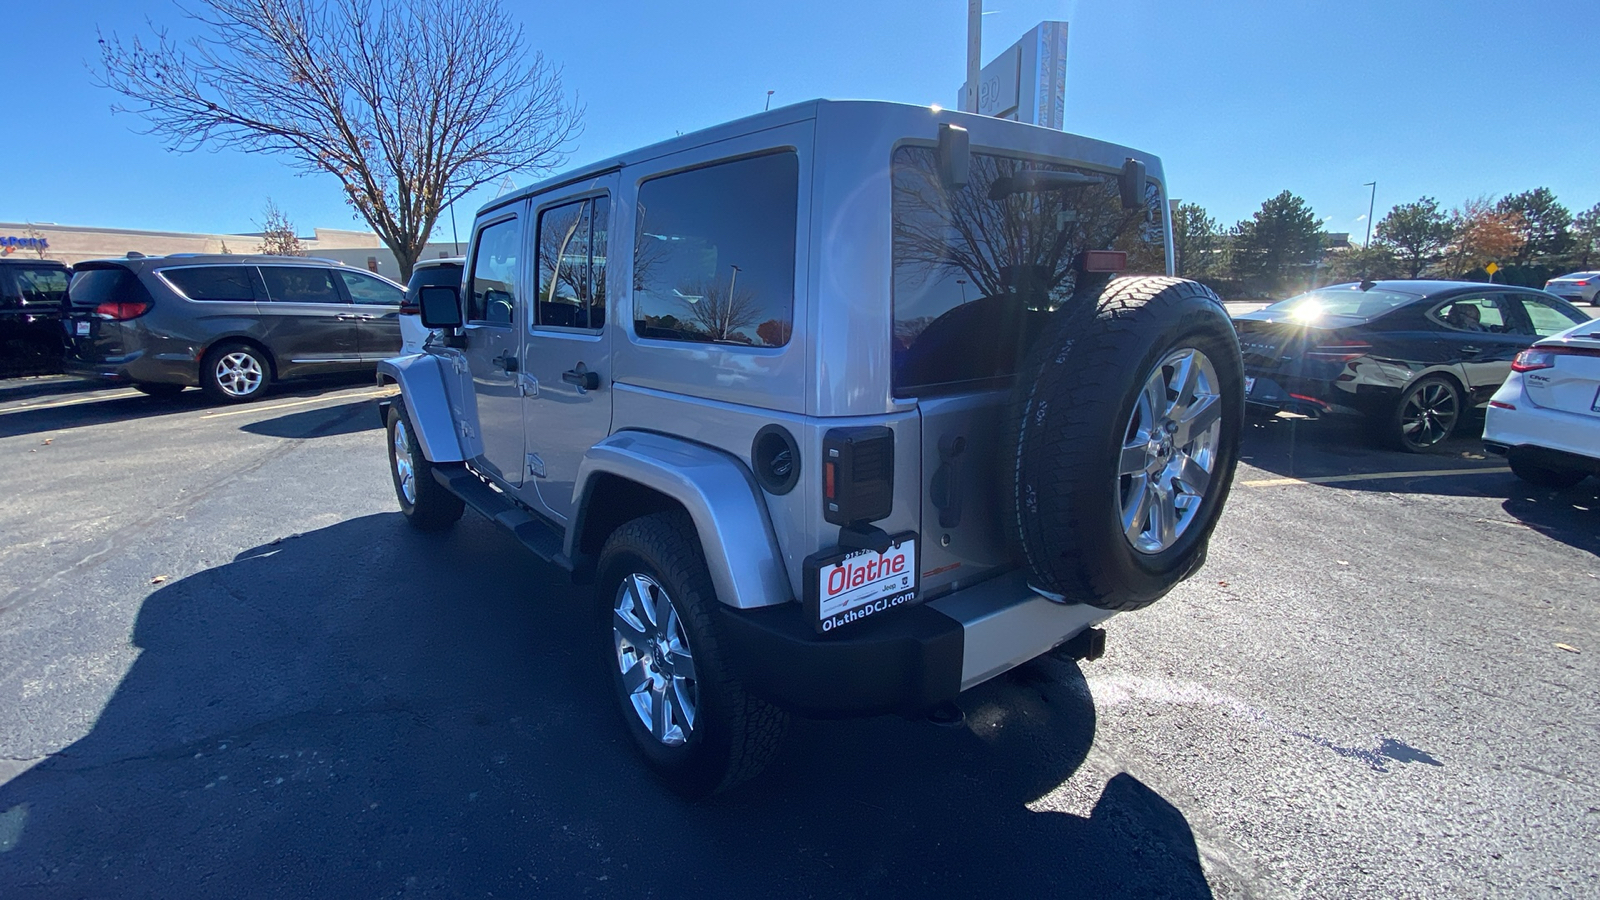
[1005, 276, 1243, 611]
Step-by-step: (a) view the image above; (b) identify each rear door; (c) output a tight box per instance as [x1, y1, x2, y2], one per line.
[1427, 292, 1526, 397]
[524, 186, 614, 521]
[335, 269, 405, 359]
[257, 265, 361, 365]
[461, 211, 527, 489]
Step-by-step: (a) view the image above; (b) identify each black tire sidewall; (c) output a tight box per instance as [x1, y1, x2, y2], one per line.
[200, 342, 270, 403]
[386, 398, 463, 530]
[1010, 278, 1243, 609]
[386, 404, 419, 518]
[1390, 375, 1461, 453]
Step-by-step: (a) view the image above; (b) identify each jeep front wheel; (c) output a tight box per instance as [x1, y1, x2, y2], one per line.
[597, 511, 786, 797]
[386, 400, 465, 531]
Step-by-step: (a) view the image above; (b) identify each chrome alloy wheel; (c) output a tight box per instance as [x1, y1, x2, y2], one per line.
[392, 417, 417, 505]
[1399, 381, 1458, 449]
[612, 573, 698, 746]
[1118, 347, 1224, 555]
[214, 351, 263, 397]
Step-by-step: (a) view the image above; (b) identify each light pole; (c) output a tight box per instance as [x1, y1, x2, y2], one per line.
[765, 90, 774, 112]
[964, 0, 982, 112]
[1363, 181, 1377, 247]
[957, 278, 968, 302]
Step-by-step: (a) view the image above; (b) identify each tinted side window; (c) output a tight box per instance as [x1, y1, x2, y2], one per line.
[339, 271, 403, 305]
[633, 153, 797, 347]
[1431, 294, 1508, 333]
[260, 267, 344, 304]
[1515, 294, 1587, 337]
[467, 218, 521, 326]
[161, 266, 256, 302]
[536, 196, 609, 330]
[9, 266, 69, 309]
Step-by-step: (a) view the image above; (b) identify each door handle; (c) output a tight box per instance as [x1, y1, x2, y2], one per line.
[335, 314, 359, 321]
[1460, 346, 1481, 355]
[562, 363, 600, 391]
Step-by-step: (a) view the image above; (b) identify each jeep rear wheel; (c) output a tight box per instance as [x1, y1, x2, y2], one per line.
[597, 511, 786, 797]
[386, 400, 465, 531]
[1006, 276, 1243, 611]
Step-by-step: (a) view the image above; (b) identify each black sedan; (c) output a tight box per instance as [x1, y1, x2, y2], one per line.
[1233, 280, 1592, 451]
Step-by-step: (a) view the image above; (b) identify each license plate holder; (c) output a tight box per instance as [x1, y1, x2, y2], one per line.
[75, 320, 91, 336]
[1591, 384, 1600, 413]
[1245, 376, 1257, 397]
[802, 532, 919, 634]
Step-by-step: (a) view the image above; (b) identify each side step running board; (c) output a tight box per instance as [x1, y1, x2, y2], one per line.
[432, 465, 572, 570]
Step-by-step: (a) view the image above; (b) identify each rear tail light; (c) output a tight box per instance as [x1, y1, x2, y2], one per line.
[822, 426, 894, 526]
[1513, 346, 1600, 371]
[94, 301, 151, 320]
[1576, 280, 1590, 286]
[1306, 340, 1372, 363]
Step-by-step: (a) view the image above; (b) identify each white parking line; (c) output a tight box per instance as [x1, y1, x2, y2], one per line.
[0, 389, 144, 415]
[1240, 467, 1511, 488]
[197, 387, 396, 419]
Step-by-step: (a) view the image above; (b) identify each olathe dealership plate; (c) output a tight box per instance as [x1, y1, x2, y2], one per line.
[802, 533, 918, 634]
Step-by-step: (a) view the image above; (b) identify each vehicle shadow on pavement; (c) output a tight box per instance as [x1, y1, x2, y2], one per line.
[1241, 412, 1507, 495]
[0, 515, 1212, 899]
[240, 400, 383, 439]
[1500, 480, 1600, 557]
[0, 374, 376, 440]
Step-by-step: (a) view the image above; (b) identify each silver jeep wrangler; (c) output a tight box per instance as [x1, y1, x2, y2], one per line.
[378, 100, 1243, 796]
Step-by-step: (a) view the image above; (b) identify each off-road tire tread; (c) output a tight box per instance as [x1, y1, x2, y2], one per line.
[1003, 276, 1242, 611]
[600, 511, 786, 796]
[388, 400, 465, 531]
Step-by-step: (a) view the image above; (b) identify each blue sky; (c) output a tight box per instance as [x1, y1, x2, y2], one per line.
[2, 0, 1596, 242]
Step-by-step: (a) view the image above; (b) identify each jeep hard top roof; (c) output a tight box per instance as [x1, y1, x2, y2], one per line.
[481, 98, 1166, 217]
[73, 254, 352, 270]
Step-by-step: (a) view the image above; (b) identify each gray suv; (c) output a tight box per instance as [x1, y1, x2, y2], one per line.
[64, 254, 404, 401]
[380, 101, 1244, 796]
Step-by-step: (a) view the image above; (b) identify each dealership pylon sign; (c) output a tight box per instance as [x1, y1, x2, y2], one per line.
[956, 21, 1069, 129]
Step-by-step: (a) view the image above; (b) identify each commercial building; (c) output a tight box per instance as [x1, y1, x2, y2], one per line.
[0, 222, 463, 280]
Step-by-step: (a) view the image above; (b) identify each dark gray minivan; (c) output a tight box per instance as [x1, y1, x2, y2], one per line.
[63, 254, 404, 401]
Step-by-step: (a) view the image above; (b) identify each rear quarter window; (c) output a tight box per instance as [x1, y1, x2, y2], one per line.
[4, 266, 69, 310]
[632, 152, 798, 347]
[160, 266, 257, 302]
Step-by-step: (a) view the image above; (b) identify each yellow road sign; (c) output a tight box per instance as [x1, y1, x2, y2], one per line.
[1485, 261, 1500, 276]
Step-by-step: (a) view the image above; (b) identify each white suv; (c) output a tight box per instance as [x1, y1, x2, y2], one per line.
[399, 257, 464, 353]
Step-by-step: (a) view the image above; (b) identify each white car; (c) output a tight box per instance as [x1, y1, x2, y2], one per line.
[400, 257, 465, 353]
[1483, 318, 1600, 487]
[1544, 272, 1600, 307]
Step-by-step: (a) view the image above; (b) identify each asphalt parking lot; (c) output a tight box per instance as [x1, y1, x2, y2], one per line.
[0, 376, 1596, 899]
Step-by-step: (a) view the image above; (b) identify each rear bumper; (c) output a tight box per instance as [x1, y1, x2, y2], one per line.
[1484, 381, 1600, 470]
[63, 350, 195, 386]
[717, 570, 1110, 718]
[1244, 373, 1366, 418]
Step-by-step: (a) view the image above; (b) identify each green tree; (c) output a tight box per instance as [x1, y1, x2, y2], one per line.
[1442, 197, 1525, 279]
[1497, 188, 1572, 266]
[1570, 203, 1600, 269]
[1171, 202, 1220, 278]
[1232, 191, 1323, 296]
[1374, 197, 1453, 278]
[1324, 243, 1399, 284]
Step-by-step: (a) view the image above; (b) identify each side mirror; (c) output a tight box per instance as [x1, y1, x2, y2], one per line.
[937, 123, 969, 189]
[418, 285, 462, 328]
[1120, 157, 1148, 210]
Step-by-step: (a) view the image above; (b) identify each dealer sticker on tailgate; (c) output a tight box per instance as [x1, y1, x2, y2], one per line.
[802, 533, 918, 634]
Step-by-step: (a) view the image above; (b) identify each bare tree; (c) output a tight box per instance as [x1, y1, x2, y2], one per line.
[677, 276, 763, 343]
[255, 199, 305, 255]
[97, 0, 581, 280]
[22, 224, 50, 259]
